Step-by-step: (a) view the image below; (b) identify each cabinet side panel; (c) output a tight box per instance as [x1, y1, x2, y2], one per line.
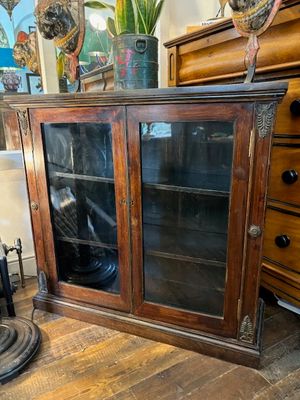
[238, 103, 276, 344]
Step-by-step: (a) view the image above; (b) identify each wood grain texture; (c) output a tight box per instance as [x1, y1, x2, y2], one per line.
[29, 106, 131, 312]
[268, 144, 300, 205]
[81, 64, 114, 92]
[5, 84, 286, 367]
[275, 78, 300, 134]
[5, 82, 287, 109]
[0, 94, 21, 150]
[264, 207, 300, 274]
[164, 0, 300, 307]
[0, 278, 299, 400]
[164, 0, 300, 86]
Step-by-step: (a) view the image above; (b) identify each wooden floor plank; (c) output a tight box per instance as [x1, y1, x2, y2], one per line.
[254, 369, 300, 400]
[186, 367, 271, 400]
[1, 278, 299, 400]
[0, 333, 151, 400]
[260, 347, 300, 384]
[26, 324, 119, 374]
[35, 342, 191, 400]
[106, 354, 236, 400]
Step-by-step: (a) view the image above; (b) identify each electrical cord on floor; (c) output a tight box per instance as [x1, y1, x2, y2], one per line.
[31, 306, 37, 322]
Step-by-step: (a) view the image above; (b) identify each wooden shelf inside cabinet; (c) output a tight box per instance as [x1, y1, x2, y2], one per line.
[143, 224, 227, 264]
[50, 171, 115, 184]
[57, 236, 118, 250]
[144, 182, 229, 197]
[5, 83, 287, 368]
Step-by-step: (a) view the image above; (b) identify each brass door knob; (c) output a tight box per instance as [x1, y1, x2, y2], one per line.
[248, 225, 262, 238]
[31, 201, 39, 211]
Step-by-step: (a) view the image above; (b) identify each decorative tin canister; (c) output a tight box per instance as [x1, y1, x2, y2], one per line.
[113, 34, 158, 90]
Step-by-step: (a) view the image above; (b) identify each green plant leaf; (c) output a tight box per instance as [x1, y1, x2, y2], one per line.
[115, 0, 136, 34]
[106, 16, 117, 37]
[134, 0, 147, 34]
[149, 0, 164, 35]
[84, 1, 115, 12]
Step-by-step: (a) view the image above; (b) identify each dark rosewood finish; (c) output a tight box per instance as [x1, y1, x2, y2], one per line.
[5, 83, 287, 367]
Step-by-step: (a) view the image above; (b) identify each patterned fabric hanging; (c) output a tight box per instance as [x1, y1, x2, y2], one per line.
[0, 0, 20, 19]
[0, 24, 9, 48]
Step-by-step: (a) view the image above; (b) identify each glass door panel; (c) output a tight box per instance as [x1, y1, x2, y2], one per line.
[42, 122, 119, 293]
[141, 121, 234, 316]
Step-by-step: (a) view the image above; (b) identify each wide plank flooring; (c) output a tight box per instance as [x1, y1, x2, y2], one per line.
[0, 278, 299, 400]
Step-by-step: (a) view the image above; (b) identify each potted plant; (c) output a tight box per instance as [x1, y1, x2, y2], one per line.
[85, 0, 164, 89]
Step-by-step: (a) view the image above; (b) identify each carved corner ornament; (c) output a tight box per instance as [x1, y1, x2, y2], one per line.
[38, 270, 48, 294]
[17, 109, 29, 136]
[239, 315, 255, 344]
[256, 102, 276, 139]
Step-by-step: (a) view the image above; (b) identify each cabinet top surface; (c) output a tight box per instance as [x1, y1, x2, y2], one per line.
[5, 82, 287, 109]
[163, 0, 298, 48]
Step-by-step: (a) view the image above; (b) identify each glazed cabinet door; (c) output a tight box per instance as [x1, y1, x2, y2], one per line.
[128, 103, 258, 337]
[29, 106, 131, 311]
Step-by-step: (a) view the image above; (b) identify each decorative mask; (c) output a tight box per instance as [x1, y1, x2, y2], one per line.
[13, 31, 41, 75]
[35, 0, 85, 82]
[228, 0, 282, 82]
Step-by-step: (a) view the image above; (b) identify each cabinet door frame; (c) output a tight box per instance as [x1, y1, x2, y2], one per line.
[127, 103, 254, 337]
[29, 106, 131, 312]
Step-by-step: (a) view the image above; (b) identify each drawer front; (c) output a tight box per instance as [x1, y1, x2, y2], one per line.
[268, 145, 300, 205]
[261, 262, 300, 306]
[275, 78, 300, 134]
[264, 207, 300, 273]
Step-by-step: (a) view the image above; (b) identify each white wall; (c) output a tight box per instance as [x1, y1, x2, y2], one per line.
[158, 0, 229, 87]
[0, 151, 37, 276]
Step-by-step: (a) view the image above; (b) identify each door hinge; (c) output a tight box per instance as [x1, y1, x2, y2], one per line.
[119, 198, 134, 206]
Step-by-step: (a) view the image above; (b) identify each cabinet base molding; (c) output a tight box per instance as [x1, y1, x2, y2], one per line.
[33, 292, 263, 368]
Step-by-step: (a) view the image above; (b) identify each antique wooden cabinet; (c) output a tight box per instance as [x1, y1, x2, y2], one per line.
[6, 83, 287, 367]
[164, 0, 300, 309]
[0, 93, 21, 150]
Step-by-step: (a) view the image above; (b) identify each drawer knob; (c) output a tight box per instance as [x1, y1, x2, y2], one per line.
[290, 99, 300, 116]
[281, 169, 298, 184]
[275, 235, 290, 248]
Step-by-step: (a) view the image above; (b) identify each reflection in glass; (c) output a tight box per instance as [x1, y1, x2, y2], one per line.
[42, 123, 119, 292]
[141, 121, 234, 316]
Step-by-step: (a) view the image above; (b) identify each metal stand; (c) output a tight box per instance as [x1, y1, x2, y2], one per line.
[0, 239, 41, 385]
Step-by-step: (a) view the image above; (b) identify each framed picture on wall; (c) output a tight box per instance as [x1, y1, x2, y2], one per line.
[26, 73, 43, 94]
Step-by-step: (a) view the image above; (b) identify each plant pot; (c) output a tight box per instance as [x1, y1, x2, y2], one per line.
[113, 34, 158, 90]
